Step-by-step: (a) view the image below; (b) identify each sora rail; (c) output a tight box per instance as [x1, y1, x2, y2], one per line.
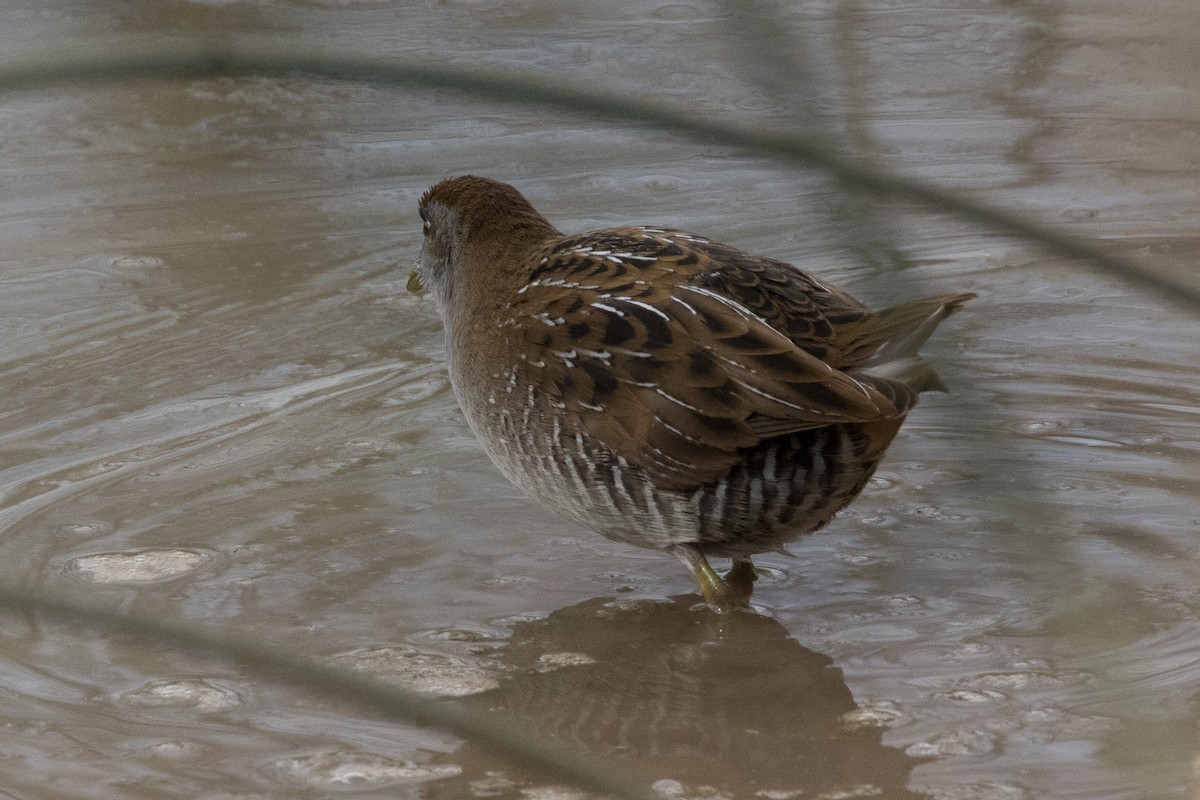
[412, 176, 973, 610]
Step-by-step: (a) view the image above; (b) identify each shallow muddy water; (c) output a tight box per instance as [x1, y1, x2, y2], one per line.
[0, 1, 1198, 798]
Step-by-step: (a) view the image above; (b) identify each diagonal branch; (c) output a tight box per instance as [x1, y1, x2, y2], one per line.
[0, 585, 662, 800]
[0, 37, 1194, 309]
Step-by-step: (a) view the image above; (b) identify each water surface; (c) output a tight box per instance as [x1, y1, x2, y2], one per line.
[0, 1, 1198, 798]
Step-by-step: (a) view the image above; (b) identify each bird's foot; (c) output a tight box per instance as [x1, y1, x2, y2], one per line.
[672, 546, 753, 613]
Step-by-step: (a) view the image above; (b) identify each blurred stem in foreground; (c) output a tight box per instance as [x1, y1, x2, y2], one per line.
[0, 36, 1194, 312]
[0, 586, 662, 800]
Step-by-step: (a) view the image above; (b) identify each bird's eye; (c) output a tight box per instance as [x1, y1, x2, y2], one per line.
[422, 219, 432, 236]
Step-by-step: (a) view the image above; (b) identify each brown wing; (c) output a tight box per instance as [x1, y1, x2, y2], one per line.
[685, 241, 885, 368]
[507, 228, 916, 491]
[686, 241, 974, 370]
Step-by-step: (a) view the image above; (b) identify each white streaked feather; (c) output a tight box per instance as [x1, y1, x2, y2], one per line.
[618, 298, 671, 321]
[671, 295, 700, 316]
[655, 415, 706, 445]
[738, 382, 820, 414]
[655, 388, 703, 413]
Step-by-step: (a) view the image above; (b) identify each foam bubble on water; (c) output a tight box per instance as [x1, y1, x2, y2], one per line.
[146, 740, 204, 759]
[956, 642, 994, 657]
[840, 701, 905, 731]
[801, 785, 882, 798]
[906, 729, 997, 757]
[941, 689, 1006, 704]
[961, 671, 1088, 691]
[123, 679, 241, 713]
[915, 782, 1027, 800]
[518, 786, 597, 800]
[1044, 434, 1123, 448]
[534, 652, 597, 672]
[755, 789, 807, 800]
[273, 751, 461, 789]
[111, 255, 165, 272]
[70, 549, 209, 583]
[864, 473, 901, 493]
[1011, 419, 1066, 436]
[643, 781, 735, 800]
[329, 645, 499, 696]
[58, 521, 113, 537]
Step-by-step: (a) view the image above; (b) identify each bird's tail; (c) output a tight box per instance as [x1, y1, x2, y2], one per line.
[862, 292, 975, 393]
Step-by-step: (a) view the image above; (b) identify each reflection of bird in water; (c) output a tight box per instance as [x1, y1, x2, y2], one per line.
[424, 596, 929, 799]
[414, 176, 972, 609]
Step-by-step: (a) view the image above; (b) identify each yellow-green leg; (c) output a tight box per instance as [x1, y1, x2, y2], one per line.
[672, 546, 754, 612]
